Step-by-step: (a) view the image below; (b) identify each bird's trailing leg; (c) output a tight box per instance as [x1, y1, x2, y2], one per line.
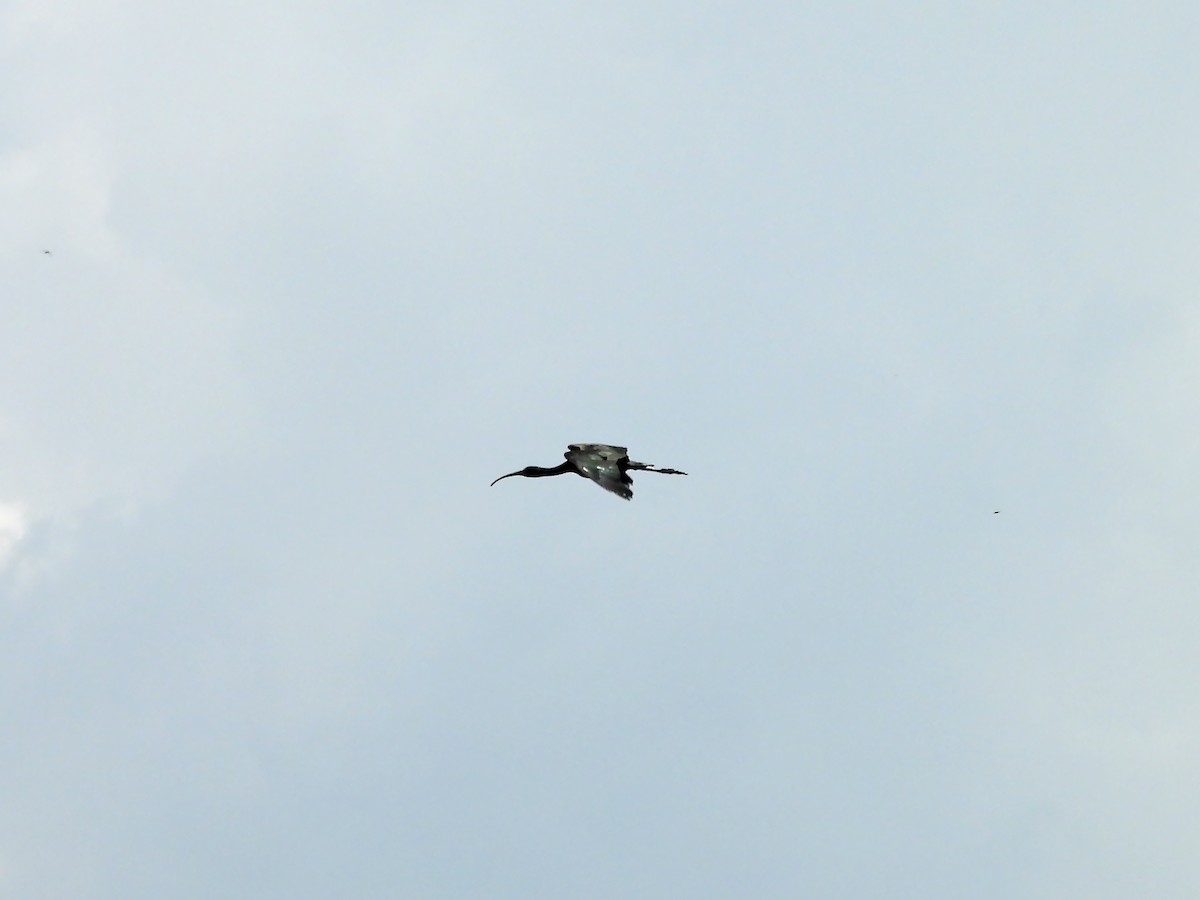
[625, 461, 688, 476]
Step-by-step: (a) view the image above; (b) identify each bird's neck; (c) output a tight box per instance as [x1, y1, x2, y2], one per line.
[527, 461, 575, 477]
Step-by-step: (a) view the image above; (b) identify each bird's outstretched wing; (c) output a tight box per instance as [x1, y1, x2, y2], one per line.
[566, 444, 634, 499]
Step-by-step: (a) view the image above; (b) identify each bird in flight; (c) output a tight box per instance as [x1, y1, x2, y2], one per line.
[490, 443, 687, 500]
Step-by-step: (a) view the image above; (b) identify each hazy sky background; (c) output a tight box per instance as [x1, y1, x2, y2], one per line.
[3, 2, 1199, 897]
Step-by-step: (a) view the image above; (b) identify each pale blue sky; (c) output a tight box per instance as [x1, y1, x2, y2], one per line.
[3, 2, 1199, 897]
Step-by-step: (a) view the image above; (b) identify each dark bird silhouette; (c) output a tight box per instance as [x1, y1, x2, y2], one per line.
[42, 249, 51, 255]
[490, 443, 687, 500]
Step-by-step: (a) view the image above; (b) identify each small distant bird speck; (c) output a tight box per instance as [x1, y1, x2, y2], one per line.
[42, 249, 51, 255]
[490, 443, 687, 500]
[993, 510, 1000, 514]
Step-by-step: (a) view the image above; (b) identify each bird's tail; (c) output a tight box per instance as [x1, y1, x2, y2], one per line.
[626, 461, 688, 475]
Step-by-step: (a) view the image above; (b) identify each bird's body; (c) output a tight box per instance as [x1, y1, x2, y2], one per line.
[490, 443, 686, 500]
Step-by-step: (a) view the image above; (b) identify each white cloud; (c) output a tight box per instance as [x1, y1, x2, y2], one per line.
[2, 112, 252, 518]
[0, 503, 27, 568]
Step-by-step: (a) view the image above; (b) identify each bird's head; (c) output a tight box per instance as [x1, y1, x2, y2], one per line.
[489, 467, 537, 486]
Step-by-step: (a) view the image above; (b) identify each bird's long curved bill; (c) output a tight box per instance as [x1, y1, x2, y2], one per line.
[490, 471, 522, 487]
